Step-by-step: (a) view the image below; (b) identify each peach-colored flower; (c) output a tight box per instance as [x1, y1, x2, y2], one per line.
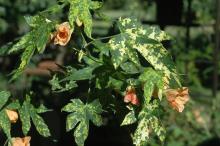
[11, 136, 31, 146]
[193, 109, 206, 126]
[5, 109, 18, 123]
[124, 86, 140, 105]
[53, 22, 72, 46]
[165, 87, 190, 112]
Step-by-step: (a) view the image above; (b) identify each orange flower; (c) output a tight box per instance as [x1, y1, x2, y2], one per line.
[11, 136, 31, 146]
[165, 87, 189, 112]
[124, 86, 140, 105]
[5, 109, 18, 123]
[53, 22, 72, 46]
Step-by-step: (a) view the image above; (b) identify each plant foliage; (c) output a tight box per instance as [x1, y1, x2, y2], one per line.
[0, 0, 188, 146]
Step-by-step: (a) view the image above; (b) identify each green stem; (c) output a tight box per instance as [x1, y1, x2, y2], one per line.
[83, 33, 122, 48]
[72, 48, 103, 64]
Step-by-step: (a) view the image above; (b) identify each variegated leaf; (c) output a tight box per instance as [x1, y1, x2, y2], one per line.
[19, 101, 31, 135]
[31, 109, 51, 137]
[68, 0, 102, 37]
[139, 68, 164, 102]
[74, 120, 89, 146]
[62, 99, 84, 112]
[133, 118, 150, 146]
[149, 116, 166, 142]
[121, 110, 137, 126]
[0, 91, 10, 109]
[63, 99, 103, 146]
[66, 112, 81, 132]
[0, 111, 11, 138]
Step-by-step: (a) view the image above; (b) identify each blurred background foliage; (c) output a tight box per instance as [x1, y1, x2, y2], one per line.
[0, 0, 220, 146]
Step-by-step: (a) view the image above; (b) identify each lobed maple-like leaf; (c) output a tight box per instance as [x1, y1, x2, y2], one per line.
[10, 15, 55, 81]
[97, 17, 180, 87]
[133, 101, 166, 145]
[62, 99, 103, 146]
[19, 95, 51, 137]
[67, 0, 102, 38]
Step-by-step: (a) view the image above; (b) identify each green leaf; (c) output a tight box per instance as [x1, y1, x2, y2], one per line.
[19, 97, 51, 137]
[80, 10, 92, 38]
[63, 81, 78, 91]
[19, 101, 31, 135]
[74, 120, 89, 146]
[108, 77, 123, 91]
[93, 41, 109, 56]
[24, 15, 43, 27]
[35, 24, 51, 53]
[37, 104, 52, 113]
[98, 17, 180, 87]
[49, 75, 78, 92]
[121, 110, 137, 126]
[89, 1, 103, 9]
[49, 75, 63, 91]
[109, 34, 128, 68]
[133, 117, 150, 146]
[139, 68, 163, 102]
[133, 102, 165, 145]
[135, 37, 179, 86]
[87, 99, 103, 114]
[31, 109, 51, 137]
[86, 100, 103, 126]
[63, 99, 103, 146]
[11, 44, 35, 81]
[0, 91, 10, 109]
[149, 116, 166, 142]
[62, 99, 84, 112]
[0, 111, 11, 138]
[7, 33, 31, 54]
[66, 112, 81, 132]
[120, 62, 140, 74]
[68, 0, 102, 37]
[6, 100, 20, 110]
[62, 67, 94, 81]
[108, 34, 141, 68]
[9, 15, 54, 80]
[143, 26, 171, 42]
[0, 42, 13, 56]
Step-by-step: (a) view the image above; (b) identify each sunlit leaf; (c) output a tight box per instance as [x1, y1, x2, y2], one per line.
[0, 111, 11, 138]
[0, 91, 10, 109]
[63, 99, 103, 146]
[121, 110, 137, 126]
[68, 0, 102, 37]
[19, 95, 51, 137]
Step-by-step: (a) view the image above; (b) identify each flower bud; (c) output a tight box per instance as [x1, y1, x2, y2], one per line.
[5, 109, 18, 123]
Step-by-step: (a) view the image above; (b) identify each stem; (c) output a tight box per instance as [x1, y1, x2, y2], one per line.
[72, 48, 103, 64]
[83, 33, 122, 48]
[4, 139, 9, 146]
